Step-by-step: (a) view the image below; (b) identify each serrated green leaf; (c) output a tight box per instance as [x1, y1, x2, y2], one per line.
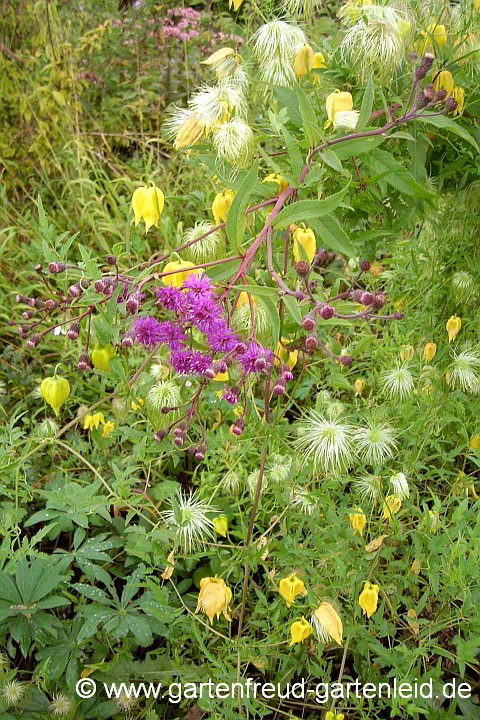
[417, 113, 479, 152]
[273, 183, 350, 230]
[255, 293, 279, 349]
[78, 244, 102, 280]
[368, 149, 437, 198]
[318, 149, 346, 174]
[282, 126, 304, 185]
[272, 85, 303, 127]
[295, 85, 321, 147]
[283, 294, 303, 325]
[232, 284, 278, 298]
[310, 214, 356, 257]
[226, 162, 259, 253]
[355, 77, 374, 132]
[329, 136, 385, 160]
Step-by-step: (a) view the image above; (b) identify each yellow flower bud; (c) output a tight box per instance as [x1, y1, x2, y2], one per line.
[433, 70, 454, 96]
[131, 185, 165, 234]
[212, 514, 229, 537]
[422, 342, 437, 362]
[382, 494, 402, 520]
[289, 616, 312, 646]
[446, 315, 461, 343]
[279, 573, 306, 607]
[195, 576, 232, 624]
[262, 173, 289, 193]
[325, 90, 353, 128]
[470, 434, 480, 450]
[102, 420, 115, 437]
[359, 581, 380, 618]
[348, 508, 366, 536]
[294, 44, 314, 78]
[162, 260, 202, 289]
[212, 189, 235, 226]
[292, 227, 316, 263]
[91, 344, 116, 372]
[161, 549, 176, 580]
[400, 345, 414, 362]
[313, 602, 343, 646]
[40, 376, 70, 417]
[354, 379, 365, 396]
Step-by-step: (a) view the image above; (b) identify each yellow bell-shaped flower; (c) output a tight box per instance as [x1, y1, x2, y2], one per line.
[162, 260, 202, 289]
[416, 23, 447, 54]
[91, 344, 116, 372]
[262, 173, 289, 193]
[229, 0, 245, 10]
[446, 315, 461, 343]
[382, 494, 402, 520]
[102, 420, 115, 437]
[348, 508, 366, 536]
[212, 514, 229, 537]
[83, 412, 105, 431]
[275, 338, 298, 371]
[195, 576, 232, 624]
[292, 227, 316, 264]
[422, 342, 437, 362]
[40, 376, 70, 417]
[354, 379, 365, 396]
[433, 70, 454, 96]
[311, 51, 327, 85]
[279, 573, 306, 607]
[359, 581, 380, 618]
[212, 189, 235, 226]
[325, 711, 345, 720]
[294, 44, 314, 78]
[290, 616, 312, 646]
[132, 185, 165, 234]
[451, 87, 465, 116]
[313, 602, 343, 646]
[325, 91, 353, 128]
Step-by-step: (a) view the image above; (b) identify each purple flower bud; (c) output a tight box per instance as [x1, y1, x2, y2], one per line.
[44, 299, 57, 310]
[68, 283, 82, 298]
[57, 262, 66, 273]
[126, 296, 138, 314]
[67, 322, 80, 340]
[195, 448, 205, 461]
[204, 367, 216, 379]
[360, 292, 374, 306]
[234, 417, 244, 431]
[415, 53, 435, 81]
[189, 445, 198, 455]
[48, 262, 59, 273]
[295, 260, 310, 277]
[174, 436, 184, 447]
[16, 294, 27, 304]
[231, 425, 243, 436]
[18, 325, 29, 337]
[314, 249, 329, 266]
[305, 336, 317, 351]
[435, 89, 447, 103]
[321, 305, 334, 320]
[302, 316, 315, 331]
[373, 292, 385, 309]
[217, 361, 228, 373]
[22, 311, 33, 320]
[95, 279, 105, 292]
[423, 83, 435, 102]
[77, 353, 91, 371]
[254, 357, 267, 372]
[80, 278, 90, 290]
[35, 264, 42, 272]
[340, 354, 352, 366]
[354, 289, 364, 303]
[155, 430, 167, 441]
[283, 370, 293, 382]
[28, 298, 36, 308]
[122, 335, 134, 348]
[27, 334, 40, 349]
[273, 382, 285, 396]
[394, 312, 404, 319]
[359, 259, 370, 272]
[234, 342, 247, 354]
[294, 289, 304, 301]
[445, 96, 457, 112]
[106, 255, 117, 266]
[161, 406, 172, 414]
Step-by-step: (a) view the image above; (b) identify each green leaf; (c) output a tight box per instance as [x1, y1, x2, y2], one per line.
[310, 214, 356, 257]
[255, 293, 279, 349]
[72, 583, 112, 605]
[126, 615, 154, 646]
[232, 285, 278, 298]
[226, 162, 259, 254]
[355, 77, 374, 132]
[272, 86, 303, 127]
[295, 85, 322, 147]
[273, 183, 350, 230]
[330, 136, 385, 160]
[417, 113, 479, 152]
[318, 149, 346, 174]
[281, 126, 304, 186]
[368, 149, 437, 198]
[78, 244, 102, 280]
[283, 294, 303, 325]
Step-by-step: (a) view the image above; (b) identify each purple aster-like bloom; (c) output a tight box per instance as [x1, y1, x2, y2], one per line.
[134, 315, 164, 346]
[171, 348, 213, 375]
[154, 286, 186, 312]
[207, 323, 238, 353]
[223, 386, 239, 404]
[183, 273, 215, 295]
[239, 342, 273, 374]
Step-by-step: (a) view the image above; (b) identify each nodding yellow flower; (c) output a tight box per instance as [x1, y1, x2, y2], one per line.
[195, 577, 232, 624]
[325, 90, 353, 129]
[40, 376, 70, 417]
[212, 514, 229, 537]
[451, 87, 465, 116]
[263, 173, 289, 193]
[83, 412, 105, 431]
[174, 114, 205, 150]
[470, 434, 480, 450]
[423, 342, 437, 362]
[131, 186, 165, 234]
[359, 581, 380, 618]
[131, 398, 145, 410]
[400, 345, 415, 362]
[212, 189, 235, 226]
[102, 420, 115, 438]
[310, 51, 327, 84]
[292, 227, 316, 263]
[416, 23, 447, 54]
[294, 43, 314, 78]
[382, 494, 402, 520]
[355, 379, 366, 396]
[325, 711, 345, 720]
[91, 343, 116, 372]
[162, 260, 202, 289]
[279, 573, 307, 607]
[348, 508, 366, 536]
[289, 616, 313, 646]
[275, 338, 298, 370]
[160, 549, 176, 580]
[229, 0, 245, 9]
[433, 70, 454, 95]
[312, 602, 343, 645]
[446, 315, 461, 343]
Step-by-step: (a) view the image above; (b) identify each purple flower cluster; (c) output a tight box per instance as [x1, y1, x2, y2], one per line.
[132, 273, 274, 385]
[162, 7, 201, 41]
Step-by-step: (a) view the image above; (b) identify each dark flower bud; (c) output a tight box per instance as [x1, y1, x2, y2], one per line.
[16, 294, 27, 304]
[155, 430, 167, 441]
[231, 425, 243, 436]
[435, 89, 447, 103]
[359, 259, 370, 272]
[67, 322, 80, 340]
[35, 264, 42, 272]
[340, 354, 353, 366]
[234, 417, 244, 431]
[321, 305, 334, 319]
[254, 357, 267, 372]
[415, 52, 435, 81]
[423, 83, 435, 102]
[95, 279, 105, 292]
[27, 334, 41, 349]
[302, 316, 315, 331]
[22, 311, 33, 320]
[48, 262, 59, 274]
[44, 299, 57, 310]
[283, 369, 293, 382]
[161, 406, 172, 414]
[28, 297, 36, 308]
[305, 336, 317, 351]
[373, 292, 385, 308]
[195, 448, 205, 461]
[18, 325, 29, 337]
[445, 96, 457, 112]
[77, 353, 91, 372]
[314, 249, 329, 266]
[360, 291, 374, 306]
[394, 312, 404, 319]
[126, 296, 138, 314]
[68, 283, 82, 298]
[217, 361, 228, 374]
[295, 260, 310, 277]
[273, 382, 285, 396]
[309, 280, 317, 293]
[80, 278, 90, 290]
[354, 289, 364, 303]
[174, 435, 184, 447]
[204, 367, 216, 379]
[234, 342, 247, 354]
[189, 445, 198, 455]
[57, 262, 66, 273]
[122, 335, 134, 348]
[106, 255, 117, 266]
[294, 289, 305, 301]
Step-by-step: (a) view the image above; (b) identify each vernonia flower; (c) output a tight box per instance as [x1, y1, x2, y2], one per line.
[382, 494, 402, 520]
[290, 616, 312, 645]
[196, 576, 232, 623]
[292, 227, 316, 263]
[311, 602, 343, 645]
[131, 185, 165, 233]
[253, 20, 307, 88]
[212, 189, 235, 225]
[293, 410, 355, 471]
[40, 376, 70, 417]
[359, 581, 380, 618]
[212, 118, 254, 168]
[390, 472, 410, 500]
[353, 419, 398, 466]
[184, 221, 225, 264]
[161, 489, 218, 553]
[348, 507, 366, 536]
[381, 362, 415, 400]
[446, 348, 480, 394]
[279, 572, 307, 607]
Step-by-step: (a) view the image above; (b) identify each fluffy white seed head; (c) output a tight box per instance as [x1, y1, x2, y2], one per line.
[183, 221, 225, 264]
[353, 474, 383, 505]
[354, 419, 398, 467]
[447, 348, 480, 394]
[293, 410, 355, 471]
[212, 118, 255, 168]
[381, 362, 416, 400]
[390, 472, 410, 500]
[253, 20, 307, 88]
[161, 490, 218, 553]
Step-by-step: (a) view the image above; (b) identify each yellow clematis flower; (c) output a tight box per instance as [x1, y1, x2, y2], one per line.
[131, 185, 165, 234]
[451, 86, 465, 116]
[359, 581, 380, 618]
[40, 376, 70, 417]
[325, 712, 345, 720]
[212, 189, 235, 226]
[469, 434, 480, 449]
[161, 549, 176, 580]
[416, 23, 447, 54]
[131, 398, 144, 410]
[275, 338, 298, 370]
[382, 494, 402, 520]
[325, 90, 353, 129]
[91, 343, 116, 372]
[214, 371, 229, 382]
[195, 577, 232, 624]
[162, 260, 202, 289]
[262, 173, 289, 193]
[446, 315, 461, 343]
[313, 602, 343, 646]
[433, 70, 454, 95]
[423, 342, 437, 362]
[229, 0, 245, 9]
[292, 227, 316, 263]
[294, 44, 314, 78]
[83, 412, 105, 431]
[102, 420, 115, 438]
[354, 379, 366, 396]
[279, 573, 306, 607]
[290, 616, 313, 646]
[212, 514, 229, 537]
[348, 508, 366, 536]
[311, 51, 327, 85]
